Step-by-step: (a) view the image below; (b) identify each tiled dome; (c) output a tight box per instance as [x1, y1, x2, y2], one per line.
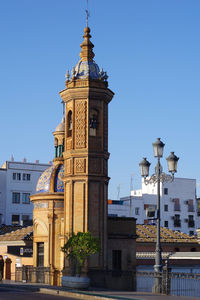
[74, 60, 101, 79]
[36, 164, 64, 193]
[54, 117, 65, 132]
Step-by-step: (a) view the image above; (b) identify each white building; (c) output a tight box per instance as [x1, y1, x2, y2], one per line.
[0, 159, 50, 225]
[108, 177, 199, 235]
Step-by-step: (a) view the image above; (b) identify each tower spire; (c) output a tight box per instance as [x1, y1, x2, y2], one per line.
[79, 27, 94, 62]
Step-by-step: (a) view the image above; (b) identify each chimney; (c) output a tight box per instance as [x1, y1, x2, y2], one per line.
[23, 158, 27, 163]
[35, 160, 39, 164]
[11, 155, 14, 162]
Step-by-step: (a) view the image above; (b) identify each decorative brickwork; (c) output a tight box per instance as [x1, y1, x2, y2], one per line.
[75, 158, 86, 173]
[75, 101, 87, 149]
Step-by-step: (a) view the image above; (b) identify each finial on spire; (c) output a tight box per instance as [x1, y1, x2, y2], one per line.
[86, 0, 90, 27]
[80, 27, 94, 62]
[65, 70, 70, 81]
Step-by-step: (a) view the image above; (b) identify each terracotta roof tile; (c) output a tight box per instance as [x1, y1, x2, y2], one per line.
[136, 225, 197, 243]
[0, 226, 33, 242]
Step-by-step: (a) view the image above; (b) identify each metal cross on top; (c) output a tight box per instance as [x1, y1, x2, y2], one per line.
[86, 0, 90, 27]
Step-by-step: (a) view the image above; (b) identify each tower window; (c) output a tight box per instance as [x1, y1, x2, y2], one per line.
[67, 111, 72, 137]
[89, 109, 98, 136]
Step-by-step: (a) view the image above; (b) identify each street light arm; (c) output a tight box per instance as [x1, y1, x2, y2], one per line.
[143, 172, 174, 185]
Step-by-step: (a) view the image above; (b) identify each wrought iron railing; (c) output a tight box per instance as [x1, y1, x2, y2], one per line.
[136, 270, 200, 298]
[15, 266, 51, 284]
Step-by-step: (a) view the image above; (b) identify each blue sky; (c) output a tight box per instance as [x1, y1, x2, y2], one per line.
[0, 0, 200, 198]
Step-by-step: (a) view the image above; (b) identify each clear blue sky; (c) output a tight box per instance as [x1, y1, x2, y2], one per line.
[0, 0, 200, 199]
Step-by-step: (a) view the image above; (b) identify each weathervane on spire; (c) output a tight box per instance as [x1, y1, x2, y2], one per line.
[86, 0, 90, 27]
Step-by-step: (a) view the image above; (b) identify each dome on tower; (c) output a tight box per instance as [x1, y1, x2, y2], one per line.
[69, 27, 108, 82]
[54, 117, 65, 132]
[73, 60, 101, 79]
[36, 164, 64, 193]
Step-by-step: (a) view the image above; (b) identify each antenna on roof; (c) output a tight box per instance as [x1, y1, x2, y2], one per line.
[86, 0, 90, 27]
[117, 183, 122, 200]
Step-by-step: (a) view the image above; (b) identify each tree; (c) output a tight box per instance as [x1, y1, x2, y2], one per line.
[61, 232, 100, 276]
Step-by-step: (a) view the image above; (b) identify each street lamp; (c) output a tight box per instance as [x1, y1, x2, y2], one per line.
[139, 138, 179, 293]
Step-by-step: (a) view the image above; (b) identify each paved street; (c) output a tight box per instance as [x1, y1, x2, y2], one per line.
[94, 290, 200, 300]
[0, 288, 77, 300]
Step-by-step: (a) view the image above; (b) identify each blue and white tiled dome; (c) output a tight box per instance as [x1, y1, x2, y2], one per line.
[74, 60, 101, 79]
[36, 164, 64, 193]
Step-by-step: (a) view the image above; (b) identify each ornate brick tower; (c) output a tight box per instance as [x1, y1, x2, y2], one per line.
[60, 26, 114, 272]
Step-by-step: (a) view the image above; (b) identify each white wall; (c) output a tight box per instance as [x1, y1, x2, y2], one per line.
[0, 169, 6, 223]
[1, 161, 50, 225]
[108, 177, 198, 235]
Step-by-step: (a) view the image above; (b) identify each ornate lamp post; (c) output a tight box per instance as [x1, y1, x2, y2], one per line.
[139, 138, 179, 293]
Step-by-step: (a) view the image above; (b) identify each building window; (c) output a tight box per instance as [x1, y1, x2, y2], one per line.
[23, 173, 31, 181]
[174, 198, 180, 211]
[188, 200, 194, 212]
[37, 242, 44, 267]
[12, 215, 19, 225]
[13, 173, 21, 180]
[164, 221, 168, 227]
[174, 214, 181, 227]
[12, 192, 20, 204]
[112, 250, 121, 271]
[21, 215, 31, 226]
[188, 215, 195, 228]
[135, 207, 139, 215]
[174, 247, 180, 252]
[146, 205, 156, 218]
[164, 188, 168, 195]
[164, 205, 168, 212]
[22, 193, 30, 204]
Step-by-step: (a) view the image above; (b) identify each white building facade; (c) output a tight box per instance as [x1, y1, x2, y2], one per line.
[108, 177, 199, 235]
[0, 160, 50, 225]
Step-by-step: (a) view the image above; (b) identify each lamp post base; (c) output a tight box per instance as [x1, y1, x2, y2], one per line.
[152, 271, 162, 294]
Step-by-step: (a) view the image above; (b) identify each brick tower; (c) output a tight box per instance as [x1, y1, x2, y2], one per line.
[60, 26, 114, 272]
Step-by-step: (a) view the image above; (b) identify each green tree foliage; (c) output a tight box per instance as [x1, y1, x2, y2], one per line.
[61, 232, 100, 276]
